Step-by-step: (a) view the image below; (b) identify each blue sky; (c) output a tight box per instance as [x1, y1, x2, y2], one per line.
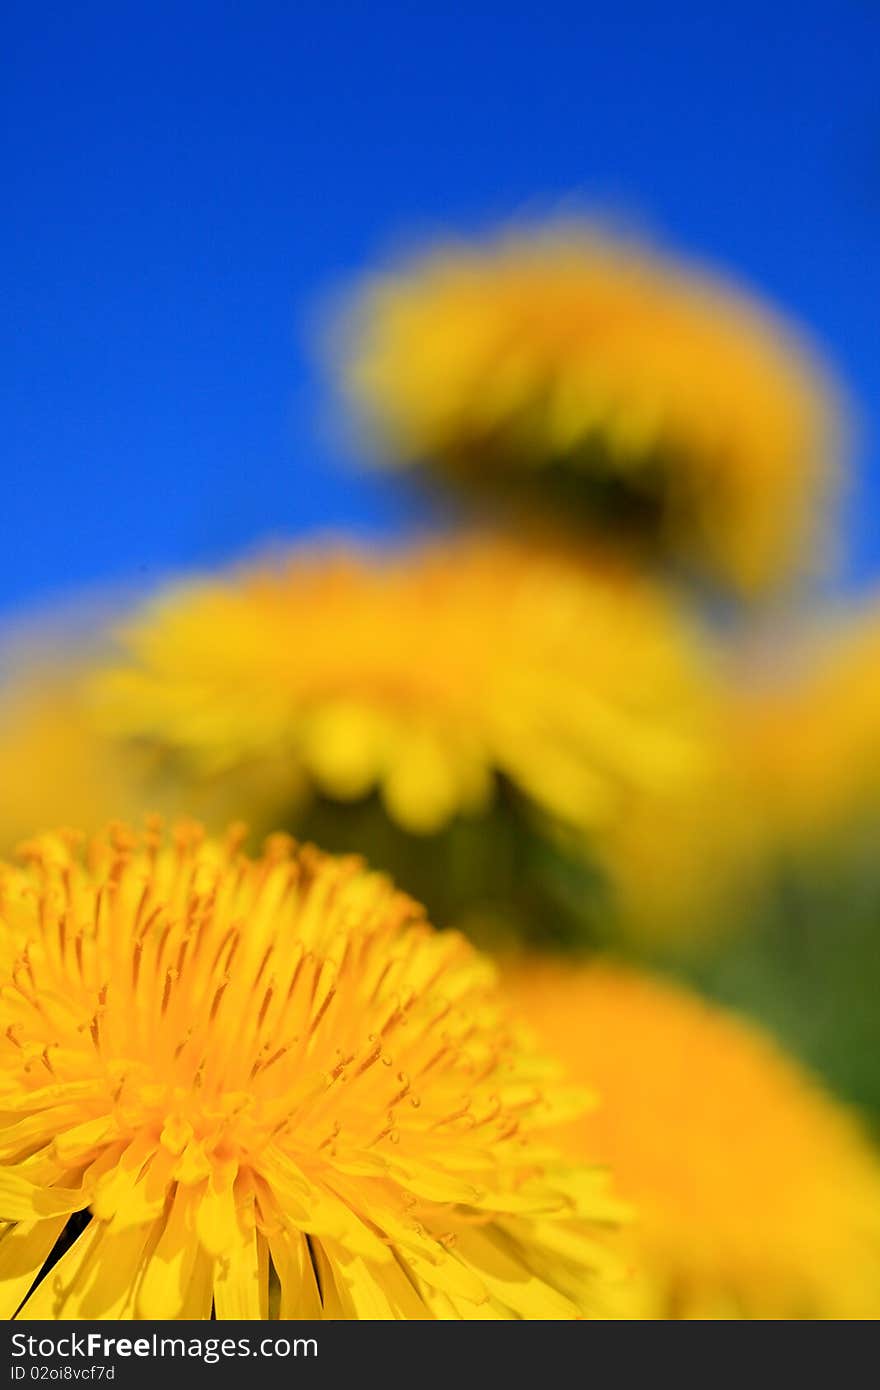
[4, 1, 879, 615]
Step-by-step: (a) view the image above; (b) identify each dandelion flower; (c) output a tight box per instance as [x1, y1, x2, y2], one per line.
[0, 822, 624, 1320]
[504, 960, 880, 1319]
[89, 535, 715, 849]
[341, 222, 844, 594]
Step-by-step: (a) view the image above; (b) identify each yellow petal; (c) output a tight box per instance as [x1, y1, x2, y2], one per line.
[194, 1170, 240, 1258]
[270, 1232, 322, 1319]
[324, 1241, 430, 1319]
[17, 1219, 157, 1320]
[53, 1116, 117, 1165]
[137, 1188, 213, 1319]
[453, 1225, 579, 1319]
[381, 733, 461, 834]
[0, 1170, 85, 1222]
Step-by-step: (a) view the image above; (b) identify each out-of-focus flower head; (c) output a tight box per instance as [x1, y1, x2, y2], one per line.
[0, 822, 625, 1319]
[0, 607, 154, 851]
[594, 751, 761, 944]
[0, 663, 296, 856]
[338, 220, 846, 596]
[89, 534, 717, 854]
[504, 959, 880, 1319]
[732, 594, 880, 851]
[0, 669, 145, 851]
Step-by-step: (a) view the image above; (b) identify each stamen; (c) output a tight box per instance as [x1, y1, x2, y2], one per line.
[308, 984, 337, 1038]
[354, 1040, 382, 1076]
[161, 968, 177, 1015]
[209, 980, 229, 1021]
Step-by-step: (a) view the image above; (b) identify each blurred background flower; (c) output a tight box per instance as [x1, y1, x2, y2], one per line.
[337, 221, 845, 597]
[3, 0, 880, 1321]
[503, 960, 880, 1319]
[90, 535, 712, 836]
[731, 596, 880, 853]
[78, 533, 724, 945]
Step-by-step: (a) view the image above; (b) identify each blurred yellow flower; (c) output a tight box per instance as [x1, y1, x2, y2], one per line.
[1, 822, 623, 1320]
[504, 960, 880, 1319]
[90, 535, 716, 846]
[0, 670, 146, 851]
[0, 666, 295, 855]
[340, 221, 844, 595]
[733, 596, 880, 850]
[594, 758, 760, 944]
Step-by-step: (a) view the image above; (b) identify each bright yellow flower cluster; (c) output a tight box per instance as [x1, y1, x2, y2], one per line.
[90, 535, 716, 844]
[0, 823, 624, 1320]
[342, 222, 844, 594]
[504, 961, 880, 1319]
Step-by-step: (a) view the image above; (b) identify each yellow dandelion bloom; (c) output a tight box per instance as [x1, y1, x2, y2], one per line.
[504, 960, 880, 1319]
[89, 535, 715, 849]
[1, 822, 625, 1321]
[733, 596, 880, 850]
[341, 222, 844, 594]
